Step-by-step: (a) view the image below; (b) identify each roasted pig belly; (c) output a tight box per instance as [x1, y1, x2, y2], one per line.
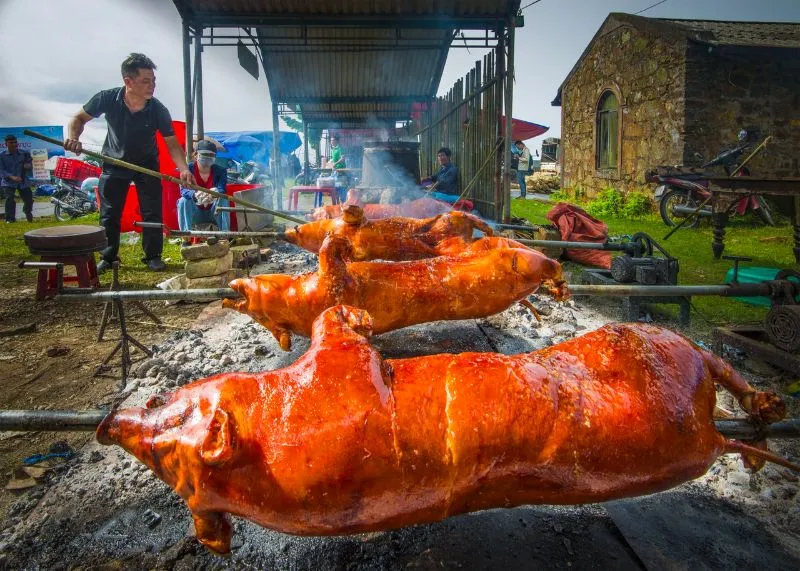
[97, 307, 785, 554]
[224, 236, 564, 349]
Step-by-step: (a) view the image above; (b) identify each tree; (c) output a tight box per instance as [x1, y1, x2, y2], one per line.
[281, 106, 323, 166]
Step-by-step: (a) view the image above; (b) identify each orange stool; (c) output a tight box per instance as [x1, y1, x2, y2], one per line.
[288, 186, 339, 210]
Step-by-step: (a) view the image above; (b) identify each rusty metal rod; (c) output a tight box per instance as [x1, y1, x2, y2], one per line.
[51, 282, 792, 303]
[515, 239, 630, 251]
[55, 288, 240, 302]
[1, 409, 798, 439]
[23, 129, 307, 225]
[135, 221, 284, 239]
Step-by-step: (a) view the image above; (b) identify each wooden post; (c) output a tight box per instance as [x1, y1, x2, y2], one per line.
[303, 120, 310, 185]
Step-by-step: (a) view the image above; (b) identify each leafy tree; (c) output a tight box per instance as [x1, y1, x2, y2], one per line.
[281, 106, 323, 167]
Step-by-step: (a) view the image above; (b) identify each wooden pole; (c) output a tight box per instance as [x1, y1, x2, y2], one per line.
[182, 22, 194, 160]
[194, 26, 204, 140]
[23, 130, 306, 225]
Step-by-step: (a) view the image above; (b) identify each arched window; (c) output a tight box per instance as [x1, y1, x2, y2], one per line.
[596, 90, 619, 170]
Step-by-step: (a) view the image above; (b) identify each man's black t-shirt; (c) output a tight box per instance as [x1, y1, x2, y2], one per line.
[83, 87, 174, 170]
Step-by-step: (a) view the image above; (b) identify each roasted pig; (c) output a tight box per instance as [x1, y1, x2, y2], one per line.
[223, 235, 565, 350]
[307, 196, 454, 221]
[283, 205, 494, 261]
[98, 305, 790, 554]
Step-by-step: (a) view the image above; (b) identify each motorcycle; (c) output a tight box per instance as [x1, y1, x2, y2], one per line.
[51, 177, 98, 221]
[648, 130, 774, 229]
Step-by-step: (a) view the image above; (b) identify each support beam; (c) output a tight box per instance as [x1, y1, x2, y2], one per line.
[194, 25, 205, 140]
[182, 23, 194, 160]
[494, 27, 504, 223]
[303, 120, 310, 184]
[272, 102, 282, 209]
[502, 23, 515, 222]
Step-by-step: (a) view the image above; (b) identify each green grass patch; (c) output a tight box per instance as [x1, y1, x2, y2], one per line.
[511, 199, 799, 330]
[0, 213, 184, 290]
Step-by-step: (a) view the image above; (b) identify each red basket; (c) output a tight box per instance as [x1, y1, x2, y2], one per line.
[54, 157, 102, 182]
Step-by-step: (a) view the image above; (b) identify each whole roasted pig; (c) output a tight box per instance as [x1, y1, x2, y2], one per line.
[223, 235, 565, 350]
[283, 205, 493, 261]
[307, 196, 454, 221]
[97, 305, 790, 554]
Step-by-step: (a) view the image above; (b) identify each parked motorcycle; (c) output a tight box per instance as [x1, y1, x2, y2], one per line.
[51, 177, 98, 221]
[648, 130, 774, 228]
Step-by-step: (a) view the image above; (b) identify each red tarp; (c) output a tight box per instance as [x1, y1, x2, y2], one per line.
[546, 202, 611, 269]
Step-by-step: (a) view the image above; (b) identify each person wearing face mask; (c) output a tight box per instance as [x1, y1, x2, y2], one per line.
[176, 140, 229, 242]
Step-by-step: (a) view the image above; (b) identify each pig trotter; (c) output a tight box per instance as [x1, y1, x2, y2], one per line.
[749, 391, 786, 425]
[192, 511, 233, 555]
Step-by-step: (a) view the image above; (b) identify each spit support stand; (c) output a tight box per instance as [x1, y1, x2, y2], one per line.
[94, 262, 154, 389]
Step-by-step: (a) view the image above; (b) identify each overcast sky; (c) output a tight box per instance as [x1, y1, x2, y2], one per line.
[0, 0, 798, 155]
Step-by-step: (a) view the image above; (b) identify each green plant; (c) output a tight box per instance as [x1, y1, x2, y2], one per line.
[586, 188, 624, 217]
[620, 191, 653, 218]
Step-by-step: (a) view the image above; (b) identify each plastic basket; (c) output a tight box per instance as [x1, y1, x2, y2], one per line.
[54, 157, 102, 182]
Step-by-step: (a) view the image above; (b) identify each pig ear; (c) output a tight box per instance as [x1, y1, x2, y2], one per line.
[200, 408, 234, 466]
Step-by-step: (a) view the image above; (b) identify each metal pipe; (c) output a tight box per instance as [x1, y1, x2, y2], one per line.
[0, 409, 109, 432]
[568, 283, 771, 297]
[19, 261, 63, 270]
[671, 205, 712, 217]
[495, 223, 543, 232]
[55, 288, 239, 302]
[194, 25, 204, 139]
[23, 130, 307, 225]
[134, 222, 283, 239]
[515, 239, 626, 250]
[1, 409, 797, 440]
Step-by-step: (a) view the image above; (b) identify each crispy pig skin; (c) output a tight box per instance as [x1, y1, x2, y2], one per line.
[283, 205, 494, 261]
[223, 236, 565, 349]
[307, 196, 453, 221]
[96, 305, 784, 554]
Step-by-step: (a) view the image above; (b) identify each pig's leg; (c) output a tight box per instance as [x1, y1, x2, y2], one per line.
[310, 305, 374, 346]
[318, 235, 353, 276]
[701, 348, 785, 424]
[192, 511, 233, 554]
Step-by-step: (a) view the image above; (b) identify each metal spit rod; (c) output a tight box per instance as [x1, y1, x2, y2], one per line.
[134, 221, 284, 239]
[1, 409, 797, 440]
[52, 282, 780, 302]
[514, 238, 631, 251]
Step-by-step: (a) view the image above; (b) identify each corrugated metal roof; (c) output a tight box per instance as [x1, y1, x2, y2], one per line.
[173, 1, 519, 124]
[176, 1, 519, 23]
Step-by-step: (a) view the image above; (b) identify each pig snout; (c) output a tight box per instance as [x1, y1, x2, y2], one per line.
[96, 406, 147, 449]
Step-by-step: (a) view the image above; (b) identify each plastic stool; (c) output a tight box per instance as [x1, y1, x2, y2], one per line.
[36, 254, 100, 300]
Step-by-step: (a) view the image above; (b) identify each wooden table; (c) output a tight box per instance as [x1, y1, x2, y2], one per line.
[707, 177, 800, 263]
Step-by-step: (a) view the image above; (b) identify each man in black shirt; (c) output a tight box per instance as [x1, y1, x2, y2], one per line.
[65, 53, 195, 272]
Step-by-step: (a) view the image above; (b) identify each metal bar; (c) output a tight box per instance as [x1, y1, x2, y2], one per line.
[183, 22, 194, 161]
[285, 96, 430, 104]
[568, 284, 771, 297]
[496, 223, 542, 232]
[0, 410, 109, 432]
[55, 288, 239, 302]
[0, 408, 796, 440]
[195, 25, 205, 139]
[23, 131, 307, 225]
[516, 239, 625, 250]
[191, 15, 510, 30]
[18, 261, 63, 270]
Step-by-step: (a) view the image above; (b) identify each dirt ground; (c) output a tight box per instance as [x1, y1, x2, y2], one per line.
[0, 258, 206, 519]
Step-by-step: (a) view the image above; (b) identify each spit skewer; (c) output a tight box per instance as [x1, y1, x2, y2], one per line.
[23, 129, 307, 225]
[1, 409, 797, 441]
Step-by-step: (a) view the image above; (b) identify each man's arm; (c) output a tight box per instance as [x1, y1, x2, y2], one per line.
[64, 109, 94, 154]
[438, 164, 458, 187]
[0, 155, 13, 180]
[163, 136, 195, 186]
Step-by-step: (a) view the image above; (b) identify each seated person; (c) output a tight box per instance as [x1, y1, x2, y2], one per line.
[422, 147, 459, 202]
[177, 140, 230, 239]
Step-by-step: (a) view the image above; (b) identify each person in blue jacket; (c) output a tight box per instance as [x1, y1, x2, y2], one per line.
[177, 140, 229, 240]
[422, 147, 460, 202]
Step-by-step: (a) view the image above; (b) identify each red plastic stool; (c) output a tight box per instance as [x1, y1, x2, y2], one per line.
[288, 186, 339, 210]
[23, 225, 107, 300]
[35, 254, 100, 300]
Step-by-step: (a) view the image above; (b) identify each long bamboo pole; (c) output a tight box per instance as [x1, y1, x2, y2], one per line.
[23, 130, 306, 225]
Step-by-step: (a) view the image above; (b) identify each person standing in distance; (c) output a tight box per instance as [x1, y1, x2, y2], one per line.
[64, 53, 196, 272]
[0, 134, 34, 223]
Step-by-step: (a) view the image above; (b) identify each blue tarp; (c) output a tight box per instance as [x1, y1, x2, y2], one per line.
[206, 130, 302, 165]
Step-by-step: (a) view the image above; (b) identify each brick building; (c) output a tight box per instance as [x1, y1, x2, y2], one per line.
[552, 13, 800, 196]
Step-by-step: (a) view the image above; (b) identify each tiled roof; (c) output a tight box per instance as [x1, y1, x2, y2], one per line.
[658, 18, 800, 49]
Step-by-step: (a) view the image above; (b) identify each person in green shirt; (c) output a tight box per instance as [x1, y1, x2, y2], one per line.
[328, 135, 348, 201]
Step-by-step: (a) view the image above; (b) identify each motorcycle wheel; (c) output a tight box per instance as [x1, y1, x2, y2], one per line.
[53, 203, 74, 222]
[755, 197, 776, 227]
[659, 188, 703, 228]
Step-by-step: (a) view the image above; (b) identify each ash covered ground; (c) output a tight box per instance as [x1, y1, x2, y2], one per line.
[1, 242, 798, 570]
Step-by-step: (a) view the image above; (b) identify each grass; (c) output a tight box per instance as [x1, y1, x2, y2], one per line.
[510, 199, 799, 329]
[0, 213, 184, 290]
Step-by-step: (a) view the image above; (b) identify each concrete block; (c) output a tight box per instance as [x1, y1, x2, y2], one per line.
[181, 240, 230, 261]
[185, 251, 233, 279]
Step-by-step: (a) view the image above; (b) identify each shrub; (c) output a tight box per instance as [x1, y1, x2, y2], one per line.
[586, 188, 624, 217]
[621, 191, 653, 218]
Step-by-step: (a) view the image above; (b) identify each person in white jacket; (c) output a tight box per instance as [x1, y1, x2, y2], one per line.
[512, 140, 532, 199]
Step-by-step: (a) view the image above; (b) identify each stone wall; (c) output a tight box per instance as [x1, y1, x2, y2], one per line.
[561, 24, 687, 197]
[684, 45, 800, 179]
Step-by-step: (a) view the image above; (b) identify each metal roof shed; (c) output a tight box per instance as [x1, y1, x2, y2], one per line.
[171, 0, 521, 217]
